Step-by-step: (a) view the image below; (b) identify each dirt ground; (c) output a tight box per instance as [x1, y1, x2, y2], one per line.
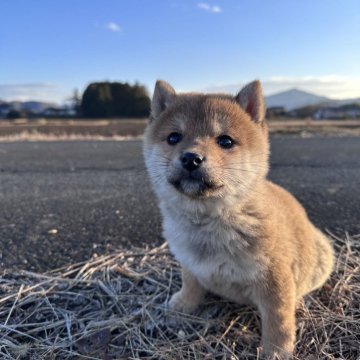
[1, 136, 359, 271]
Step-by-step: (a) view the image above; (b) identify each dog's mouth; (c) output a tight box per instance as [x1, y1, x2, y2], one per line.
[169, 174, 223, 197]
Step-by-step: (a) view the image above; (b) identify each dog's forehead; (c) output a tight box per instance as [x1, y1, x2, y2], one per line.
[173, 95, 245, 135]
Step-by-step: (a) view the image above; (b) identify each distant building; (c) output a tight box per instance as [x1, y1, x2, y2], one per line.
[266, 106, 286, 119]
[43, 106, 76, 117]
[313, 105, 360, 120]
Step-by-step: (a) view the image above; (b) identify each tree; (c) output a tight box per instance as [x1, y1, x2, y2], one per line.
[81, 83, 112, 118]
[7, 109, 25, 119]
[81, 81, 150, 118]
[70, 88, 82, 117]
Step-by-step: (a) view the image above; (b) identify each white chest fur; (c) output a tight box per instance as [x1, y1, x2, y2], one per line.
[161, 203, 262, 303]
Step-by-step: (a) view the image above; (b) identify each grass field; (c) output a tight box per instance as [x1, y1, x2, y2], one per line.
[0, 118, 360, 141]
[1, 232, 359, 359]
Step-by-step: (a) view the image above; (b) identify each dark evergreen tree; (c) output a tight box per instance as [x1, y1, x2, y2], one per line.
[81, 82, 150, 118]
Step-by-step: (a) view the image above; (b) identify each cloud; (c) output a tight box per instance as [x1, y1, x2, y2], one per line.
[105, 22, 121, 32]
[204, 76, 360, 99]
[0, 83, 66, 103]
[197, 3, 222, 13]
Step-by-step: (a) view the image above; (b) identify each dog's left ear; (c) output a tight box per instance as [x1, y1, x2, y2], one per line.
[235, 80, 265, 124]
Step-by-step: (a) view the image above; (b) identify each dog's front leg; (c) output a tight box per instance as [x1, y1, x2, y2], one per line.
[256, 275, 296, 359]
[169, 267, 206, 313]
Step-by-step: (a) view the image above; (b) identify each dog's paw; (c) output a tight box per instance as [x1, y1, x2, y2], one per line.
[168, 291, 199, 313]
[259, 347, 292, 360]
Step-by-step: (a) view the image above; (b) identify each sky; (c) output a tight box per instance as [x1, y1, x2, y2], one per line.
[0, 0, 359, 104]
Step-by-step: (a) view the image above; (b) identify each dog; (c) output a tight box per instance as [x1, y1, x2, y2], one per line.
[143, 79, 334, 359]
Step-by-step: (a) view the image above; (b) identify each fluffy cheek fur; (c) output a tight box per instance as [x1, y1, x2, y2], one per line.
[143, 144, 171, 199]
[218, 148, 269, 198]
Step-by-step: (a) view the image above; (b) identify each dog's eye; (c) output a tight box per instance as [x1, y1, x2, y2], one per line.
[167, 132, 182, 145]
[217, 135, 234, 149]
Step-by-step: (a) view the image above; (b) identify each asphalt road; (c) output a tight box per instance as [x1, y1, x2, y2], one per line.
[0, 136, 359, 272]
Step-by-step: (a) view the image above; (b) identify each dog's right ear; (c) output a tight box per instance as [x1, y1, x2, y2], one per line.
[151, 80, 176, 120]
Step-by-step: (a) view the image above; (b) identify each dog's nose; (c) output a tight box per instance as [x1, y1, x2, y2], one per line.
[180, 152, 204, 172]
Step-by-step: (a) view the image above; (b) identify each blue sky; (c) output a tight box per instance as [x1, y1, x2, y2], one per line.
[1, 0, 359, 103]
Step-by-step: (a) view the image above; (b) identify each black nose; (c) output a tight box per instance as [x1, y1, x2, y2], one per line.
[180, 152, 204, 172]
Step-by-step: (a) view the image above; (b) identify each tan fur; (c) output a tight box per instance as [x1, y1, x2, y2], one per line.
[143, 80, 334, 359]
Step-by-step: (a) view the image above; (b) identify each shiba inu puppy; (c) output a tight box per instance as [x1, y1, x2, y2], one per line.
[143, 80, 334, 359]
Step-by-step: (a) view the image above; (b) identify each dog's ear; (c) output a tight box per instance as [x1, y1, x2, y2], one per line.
[235, 80, 265, 124]
[151, 80, 176, 120]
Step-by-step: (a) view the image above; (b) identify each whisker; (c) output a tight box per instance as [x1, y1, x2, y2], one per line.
[211, 165, 268, 172]
[217, 165, 269, 169]
[221, 168, 263, 174]
[227, 178, 269, 198]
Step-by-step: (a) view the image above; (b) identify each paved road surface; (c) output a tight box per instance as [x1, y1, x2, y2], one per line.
[0, 136, 359, 272]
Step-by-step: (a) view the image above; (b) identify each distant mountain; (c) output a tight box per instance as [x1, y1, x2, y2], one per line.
[0, 99, 62, 118]
[0, 100, 57, 116]
[265, 89, 330, 110]
[25, 101, 57, 113]
[8, 100, 57, 113]
[265, 88, 360, 111]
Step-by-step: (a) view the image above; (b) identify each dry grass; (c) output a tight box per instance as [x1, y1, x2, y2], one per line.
[0, 119, 147, 141]
[0, 118, 359, 142]
[0, 130, 143, 142]
[0, 233, 359, 360]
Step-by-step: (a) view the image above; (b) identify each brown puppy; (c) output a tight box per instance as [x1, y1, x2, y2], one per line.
[143, 80, 334, 359]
